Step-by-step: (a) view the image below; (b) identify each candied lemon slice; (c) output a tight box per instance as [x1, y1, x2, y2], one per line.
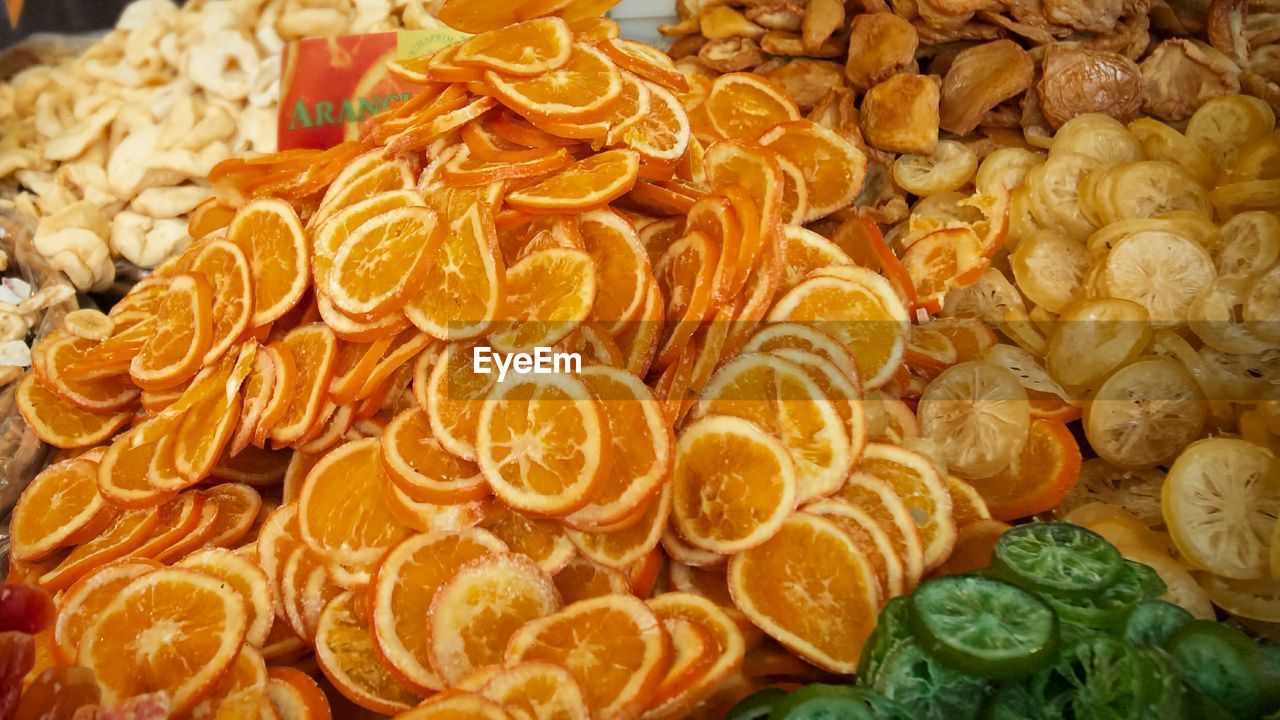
[1188, 277, 1277, 354]
[1245, 264, 1280, 343]
[1050, 113, 1143, 165]
[1099, 229, 1215, 327]
[1010, 230, 1090, 314]
[1185, 95, 1276, 173]
[1084, 357, 1205, 470]
[892, 140, 977, 197]
[975, 147, 1043, 197]
[1216, 211, 1280, 278]
[918, 361, 1030, 480]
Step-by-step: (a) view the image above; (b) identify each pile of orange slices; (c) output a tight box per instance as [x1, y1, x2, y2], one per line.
[3, 7, 1015, 719]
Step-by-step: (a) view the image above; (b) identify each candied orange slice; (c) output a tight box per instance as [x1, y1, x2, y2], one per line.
[424, 341, 499, 461]
[129, 273, 214, 390]
[279, 546, 342, 642]
[506, 594, 670, 719]
[805, 499, 907, 598]
[311, 151, 415, 229]
[33, 507, 154, 592]
[399, 692, 512, 720]
[768, 268, 910, 390]
[17, 374, 131, 449]
[616, 82, 691, 165]
[189, 644, 269, 720]
[428, 553, 562, 685]
[178, 547, 273, 647]
[599, 38, 688, 93]
[454, 17, 573, 76]
[354, 329, 434, 402]
[834, 474, 926, 589]
[441, 144, 574, 186]
[615, 280, 664, 377]
[685, 195, 742, 302]
[53, 558, 159, 664]
[78, 568, 248, 716]
[371, 529, 508, 692]
[254, 342, 297, 447]
[382, 407, 489, 504]
[601, 72, 652, 147]
[315, 592, 422, 715]
[760, 120, 868, 222]
[853, 443, 956, 572]
[478, 661, 589, 720]
[477, 373, 610, 517]
[405, 202, 506, 341]
[507, 149, 640, 213]
[483, 506, 577, 574]
[704, 141, 783, 233]
[662, 528, 727, 571]
[728, 512, 881, 674]
[313, 190, 424, 296]
[200, 483, 263, 548]
[173, 382, 244, 487]
[9, 456, 113, 562]
[644, 592, 746, 720]
[267, 324, 337, 446]
[704, 73, 799, 142]
[580, 209, 649, 334]
[651, 617, 714, 710]
[564, 366, 671, 529]
[130, 492, 206, 560]
[33, 333, 139, 412]
[327, 206, 442, 320]
[265, 666, 332, 720]
[229, 198, 309, 327]
[653, 231, 717, 370]
[487, 44, 622, 122]
[231, 349, 279, 455]
[298, 437, 410, 566]
[97, 427, 175, 509]
[775, 157, 810, 225]
[553, 555, 631, 604]
[189, 239, 254, 366]
[189, 197, 237, 239]
[969, 418, 1082, 522]
[567, 484, 670, 570]
[152, 497, 219, 564]
[489, 248, 597, 352]
[672, 415, 796, 554]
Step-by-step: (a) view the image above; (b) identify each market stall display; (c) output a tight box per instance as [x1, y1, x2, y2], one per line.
[0, 0, 1276, 717]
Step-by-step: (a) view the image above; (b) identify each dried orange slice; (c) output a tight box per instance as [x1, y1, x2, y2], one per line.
[399, 692, 513, 720]
[741, 322, 859, 382]
[598, 38, 688, 94]
[477, 373, 610, 516]
[580, 209, 649, 334]
[424, 341, 499, 461]
[805, 499, 906, 598]
[479, 661, 590, 720]
[759, 120, 867, 222]
[616, 82, 691, 165]
[483, 506, 577, 574]
[33, 333, 139, 412]
[298, 438, 409, 565]
[268, 324, 338, 447]
[455, 17, 573, 76]
[438, 0, 523, 31]
[644, 592, 747, 720]
[200, 483, 263, 548]
[834, 474, 926, 590]
[315, 591, 422, 715]
[312, 150, 415, 226]
[189, 645, 269, 720]
[489, 248, 597, 352]
[616, 279, 664, 377]
[313, 191, 424, 299]
[650, 617, 715, 710]
[370, 529, 508, 692]
[695, 353, 853, 503]
[947, 475, 992, 526]
[189, 239, 254, 366]
[428, 553, 562, 685]
[768, 268, 910, 390]
[932, 519, 1012, 577]
[9, 455, 113, 562]
[130, 492, 206, 560]
[487, 44, 622, 122]
[554, 555, 631, 604]
[853, 443, 956, 573]
[33, 506, 150, 590]
[729, 512, 881, 674]
[507, 149, 640, 213]
[704, 142, 783, 234]
[265, 666, 332, 720]
[969, 418, 1082, 521]
[129, 273, 214, 390]
[685, 195, 742, 303]
[505, 594, 670, 720]
[279, 546, 341, 642]
[178, 547, 274, 647]
[405, 204, 506, 341]
[78, 568, 248, 717]
[151, 498, 219, 564]
[442, 144, 574, 186]
[353, 328, 434, 403]
[173, 386, 244, 488]
[230, 347, 277, 455]
[229, 198, 309, 327]
[382, 407, 489, 504]
[568, 484, 670, 570]
[53, 558, 160, 664]
[328, 207, 443, 320]
[703, 73, 799, 142]
[253, 342, 297, 448]
[564, 365, 671, 529]
[672, 415, 796, 553]
[255, 502, 301, 609]
[212, 445, 291, 487]
[653, 231, 717, 370]
[189, 197, 237, 239]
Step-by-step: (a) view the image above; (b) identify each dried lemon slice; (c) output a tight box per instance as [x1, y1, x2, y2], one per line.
[985, 344, 1072, 402]
[1099, 229, 1216, 327]
[974, 147, 1043, 197]
[1127, 117, 1216, 187]
[1185, 95, 1276, 173]
[1050, 113, 1143, 165]
[1057, 458, 1165, 529]
[1245, 264, 1280, 343]
[892, 140, 978, 197]
[1010, 230, 1090, 314]
[1189, 277, 1278, 354]
[1164, 437, 1280, 579]
[1085, 357, 1206, 469]
[1027, 151, 1100, 241]
[1088, 161, 1211, 226]
[942, 268, 1025, 324]
[917, 361, 1030, 480]
[1216, 211, 1280, 278]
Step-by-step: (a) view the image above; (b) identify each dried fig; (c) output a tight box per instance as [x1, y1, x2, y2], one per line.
[1038, 45, 1143, 127]
[939, 40, 1036, 135]
[845, 13, 919, 90]
[861, 73, 941, 155]
[1140, 39, 1242, 121]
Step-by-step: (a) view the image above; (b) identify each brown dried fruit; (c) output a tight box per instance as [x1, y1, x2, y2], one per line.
[1241, 71, 1280, 115]
[1081, 13, 1152, 60]
[914, 19, 1003, 45]
[845, 13, 919, 91]
[760, 30, 845, 58]
[1038, 45, 1143, 127]
[808, 86, 866, 148]
[853, 161, 911, 225]
[701, 5, 767, 39]
[659, 15, 701, 38]
[698, 37, 767, 73]
[803, 0, 846, 52]
[669, 34, 710, 60]
[977, 10, 1059, 45]
[980, 104, 1023, 128]
[1251, 46, 1280, 82]
[1140, 39, 1243, 121]
[1208, 0, 1250, 63]
[745, 2, 804, 32]
[939, 40, 1036, 135]
[1044, 0, 1126, 33]
[764, 60, 847, 110]
[861, 73, 941, 155]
